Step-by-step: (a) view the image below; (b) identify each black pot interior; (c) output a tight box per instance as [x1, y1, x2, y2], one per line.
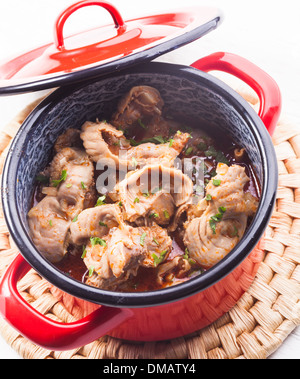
[2, 62, 276, 307]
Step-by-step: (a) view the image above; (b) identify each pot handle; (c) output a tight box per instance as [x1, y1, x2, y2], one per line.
[0, 254, 132, 351]
[191, 52, 281, 135]
[54, 0, 126, 50]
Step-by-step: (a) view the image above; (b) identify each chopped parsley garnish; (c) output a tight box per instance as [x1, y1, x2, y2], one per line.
[90, 237, 107, 247]
[215, 151, 230, 165]
[88, 266, 95, 277]
[231, 225, 239, 238]
[149, 212, 159, 219]
[212, 179, 221, 186]
[134, 197, 140, 203]
[129, 139, 138, 146]
[152, 249, 168, 267]
[209, 207, 227, 234]
[205, 146, 218, 158]
[163, 210, 170, 219]
[142, 191, 150, 198]
[205, 194, 212, 201]
[183, 248, 189, 260]
[130, 135, 167, 146]
[99, 221, 108, 227]
[66, 183, 72, 188]
[182, 248, 197, 266]
[49, 220, 53, 227]
[147, 135, 167, 144]
[95, 195, 106, 206]
[185, 147, 193, 156]
[209, 219, 217, 234]
[169, 139, 174, 147]
[140, 233, 147, 247]
[72, 215, 78, 223]
[132, 157, 138, 168]
[153, 238, 160, 246]
[81, 181, 86, 189]
[52, 170, 67, 187]
[138, 118, 147, 129]
[205, 145, 229, 164]
[81, 245, 87, 259]
[118, 201, 123, 207]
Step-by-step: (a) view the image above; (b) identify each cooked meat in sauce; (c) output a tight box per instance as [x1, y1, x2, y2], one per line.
[112, 164, 194, 224]
[111, 85, 164, 133]
[49, 147, 96, 220]
[81, 120, 190, 169]
[28, 85, 260, 292]
[28, 196, 71, 263]
[184, 163, 258, 268]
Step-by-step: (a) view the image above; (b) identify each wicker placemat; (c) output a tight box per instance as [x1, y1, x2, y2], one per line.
[0, 88, 299, 360]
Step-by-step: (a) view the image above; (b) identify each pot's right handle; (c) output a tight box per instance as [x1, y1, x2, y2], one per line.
[191, 52, 281, 135]
[0, 254, 132, 351]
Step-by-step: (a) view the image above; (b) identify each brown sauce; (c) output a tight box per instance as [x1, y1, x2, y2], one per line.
[55, 246, 88, 283]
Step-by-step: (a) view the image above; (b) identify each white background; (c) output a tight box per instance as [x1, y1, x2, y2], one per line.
[0, 0, 299, 359]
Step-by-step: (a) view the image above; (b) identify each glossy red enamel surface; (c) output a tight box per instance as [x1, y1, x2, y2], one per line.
[0, 1, 221, 90]
[0, 254, 132, 350]
[108, 242, 264, 341]
[0, 244, 263, 350]
[54, 1, 126, 50]
[191, 52, 282, 136]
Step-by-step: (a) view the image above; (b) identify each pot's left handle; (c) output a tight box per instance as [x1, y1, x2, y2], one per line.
[191, 52, 282, 135]
[0, 254, 132, 351]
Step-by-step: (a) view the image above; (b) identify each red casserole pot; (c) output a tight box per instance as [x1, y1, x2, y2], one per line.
[0, 1, 281, 351]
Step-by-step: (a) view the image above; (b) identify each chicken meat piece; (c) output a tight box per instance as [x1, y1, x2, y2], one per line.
[84, 223, 172, 290]
[80, 121, 131, 168]
[81, 120, 189, 169]
[70, 204, 123, 245]
[111, 86, 164, 131]
[184, 163, 259, 268]
[156, 256, 191, 286]
[28, 196, 71, 263]
[49, 147, 95, 219]
[54, 128, 82, 153]
[126, 131, 191, 168]
[112, 164, 194, 225]
[168, 198, 205, 233]
[184, 211, 248, 269]
[139, 223, 173, 268]
[204, 163, 258, 215]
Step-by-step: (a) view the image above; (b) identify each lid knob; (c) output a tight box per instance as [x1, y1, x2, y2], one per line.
[54, 0, 126, 50]
[0, 4, 223, 95]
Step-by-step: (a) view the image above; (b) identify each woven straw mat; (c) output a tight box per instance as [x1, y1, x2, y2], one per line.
[0, 87, 299, 360]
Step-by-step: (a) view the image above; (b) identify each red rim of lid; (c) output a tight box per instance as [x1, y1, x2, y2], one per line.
[0, 1, 223, 95]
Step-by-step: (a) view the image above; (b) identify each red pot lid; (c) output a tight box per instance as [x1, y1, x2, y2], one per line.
[0, 1, 223, 95]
